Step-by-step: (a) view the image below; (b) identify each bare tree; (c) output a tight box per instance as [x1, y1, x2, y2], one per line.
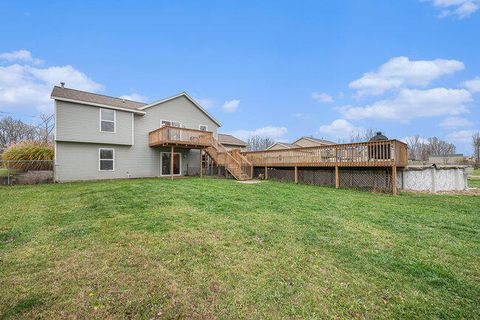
[0, 116, 37, 149]
[405, 135, 456, 161]
[426, 137, 456, 157]
[350, 128, 382, 143]
[473, 132, 480, 168]
[37, 113, 55, 143]
[247, 135, 275, 151]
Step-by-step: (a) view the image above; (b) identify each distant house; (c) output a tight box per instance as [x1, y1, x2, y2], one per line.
[267, 136, 334, 150]
[267, 142, 299, 150]
[217, 134, 248, 150]
[293, 136, 334, 148]
[428, 154, 467, 165]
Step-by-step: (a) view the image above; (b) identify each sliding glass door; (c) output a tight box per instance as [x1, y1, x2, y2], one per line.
[161, 152, 181, 176]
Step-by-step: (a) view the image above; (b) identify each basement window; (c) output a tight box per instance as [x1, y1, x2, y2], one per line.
[99, 148, 115, 171]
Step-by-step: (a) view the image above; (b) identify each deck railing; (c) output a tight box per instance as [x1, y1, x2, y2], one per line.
[149, 126, 213, 147]
[242, 140, 408, 167]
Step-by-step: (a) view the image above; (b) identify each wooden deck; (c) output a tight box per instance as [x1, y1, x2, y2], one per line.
[148, 126, 408, 193]
[149, 126, 213, 148]
[242, 140, 408, 168]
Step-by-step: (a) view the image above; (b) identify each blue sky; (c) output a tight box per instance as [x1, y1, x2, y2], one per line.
[0, 0, 479, 153]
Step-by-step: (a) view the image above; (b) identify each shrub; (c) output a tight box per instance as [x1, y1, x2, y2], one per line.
[2, 141, 54, 170]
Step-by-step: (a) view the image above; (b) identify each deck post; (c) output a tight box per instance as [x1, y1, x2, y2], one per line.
[335, 166, 340, 189]
[392, 165, 397, 195]
[264, 166, 268, 180]
[200, 148, 203, 178]
[294, 166, 298, 184]
[170, 145, 174, 180]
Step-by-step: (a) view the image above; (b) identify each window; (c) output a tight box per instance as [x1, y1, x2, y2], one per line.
[161, 152, 181, 176]
[161, 120, 181, 128]
[199, 125, 208, 131]
[99, 148, 114, 171]
[161, 120, 182, 140]
[100, 109, 115, 132]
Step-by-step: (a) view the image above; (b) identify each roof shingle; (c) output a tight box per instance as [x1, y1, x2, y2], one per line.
[218, 134, 248, 146]
[51, 86, 147, 110]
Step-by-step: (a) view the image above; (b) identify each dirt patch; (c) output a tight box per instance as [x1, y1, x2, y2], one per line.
[237, 180, 262, 184]
[402, 188, 480, 196]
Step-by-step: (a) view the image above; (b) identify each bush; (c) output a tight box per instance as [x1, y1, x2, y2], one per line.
[2, 141, 54, 170]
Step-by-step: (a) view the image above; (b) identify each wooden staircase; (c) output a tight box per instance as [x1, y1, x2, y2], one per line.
[205, 136, 253, 181]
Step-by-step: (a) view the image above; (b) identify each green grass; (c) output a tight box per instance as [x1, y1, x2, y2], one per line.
[469, 168, 480, 188]
[469, 178, 480, 188]
[1, 178, 479, 319]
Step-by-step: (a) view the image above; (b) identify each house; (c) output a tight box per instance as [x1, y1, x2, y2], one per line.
[52, 85, 250, 182]
[266, 136, 333, 150]
[293, 136, 334, 147]
[266, 142, 299, 150]
[217, 134, 248, 150]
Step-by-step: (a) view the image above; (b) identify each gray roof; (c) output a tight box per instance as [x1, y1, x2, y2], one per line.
[51, 86, 147, 110]
[218, 134, 248, 146]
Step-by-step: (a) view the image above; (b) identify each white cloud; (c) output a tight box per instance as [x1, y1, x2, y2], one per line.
[222, 99, 240, 112]
[194, 97, 215, 109]
[349, 56, 464, 96]
[0, 51, 102, 113]
[231, 126, 287, 140]
[339, 88, 472, 121]
[446, 129, 476, 144]
[312, 92, 334, 103]
[464, 77, 480, 93]
[426, 0, 480, 18]
[318, 119, 364, 139]
[120, 93, 148, 102]
[0, 49, 43, 65]
[440, 116, 473, 128]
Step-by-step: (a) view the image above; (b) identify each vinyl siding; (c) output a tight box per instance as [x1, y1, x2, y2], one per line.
[54, 95, 218, 181]
[55, 100, 133, 145]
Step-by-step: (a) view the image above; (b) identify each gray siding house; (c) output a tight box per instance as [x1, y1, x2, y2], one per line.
[52, 85, 247, 182]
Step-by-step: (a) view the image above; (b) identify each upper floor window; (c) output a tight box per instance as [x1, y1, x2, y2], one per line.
[199, 125, 208, 131]
[100, 109, 115, 133]
[161, 120, 181, 128]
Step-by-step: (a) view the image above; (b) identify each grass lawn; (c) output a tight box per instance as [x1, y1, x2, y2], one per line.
[469, 178, 480, 188]
[1, 178, 479, 319]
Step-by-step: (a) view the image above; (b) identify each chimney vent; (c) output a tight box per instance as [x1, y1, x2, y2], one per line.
[60, 82, 65, 88]
[122, 98, 126, 103]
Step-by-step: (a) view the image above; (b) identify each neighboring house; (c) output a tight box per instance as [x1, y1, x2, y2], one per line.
[267, 142, 298, 150]
[293, 136, 334, 147]
[428, 154, 468, 165]
[52, 85, 248, 181]
[217, 134, 248, 150]
[266, 137, 334, 150]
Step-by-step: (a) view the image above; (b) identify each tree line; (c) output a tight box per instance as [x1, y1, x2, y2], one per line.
[0, 114, 54, 151]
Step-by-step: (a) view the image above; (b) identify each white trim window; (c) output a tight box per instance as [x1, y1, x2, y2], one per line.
[99, 148, 115, 171]
[161, 119, 181, 128]
[199, 124, 208, 131]
[100, 108, 116, 133]
[161, 120, 172, 127]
